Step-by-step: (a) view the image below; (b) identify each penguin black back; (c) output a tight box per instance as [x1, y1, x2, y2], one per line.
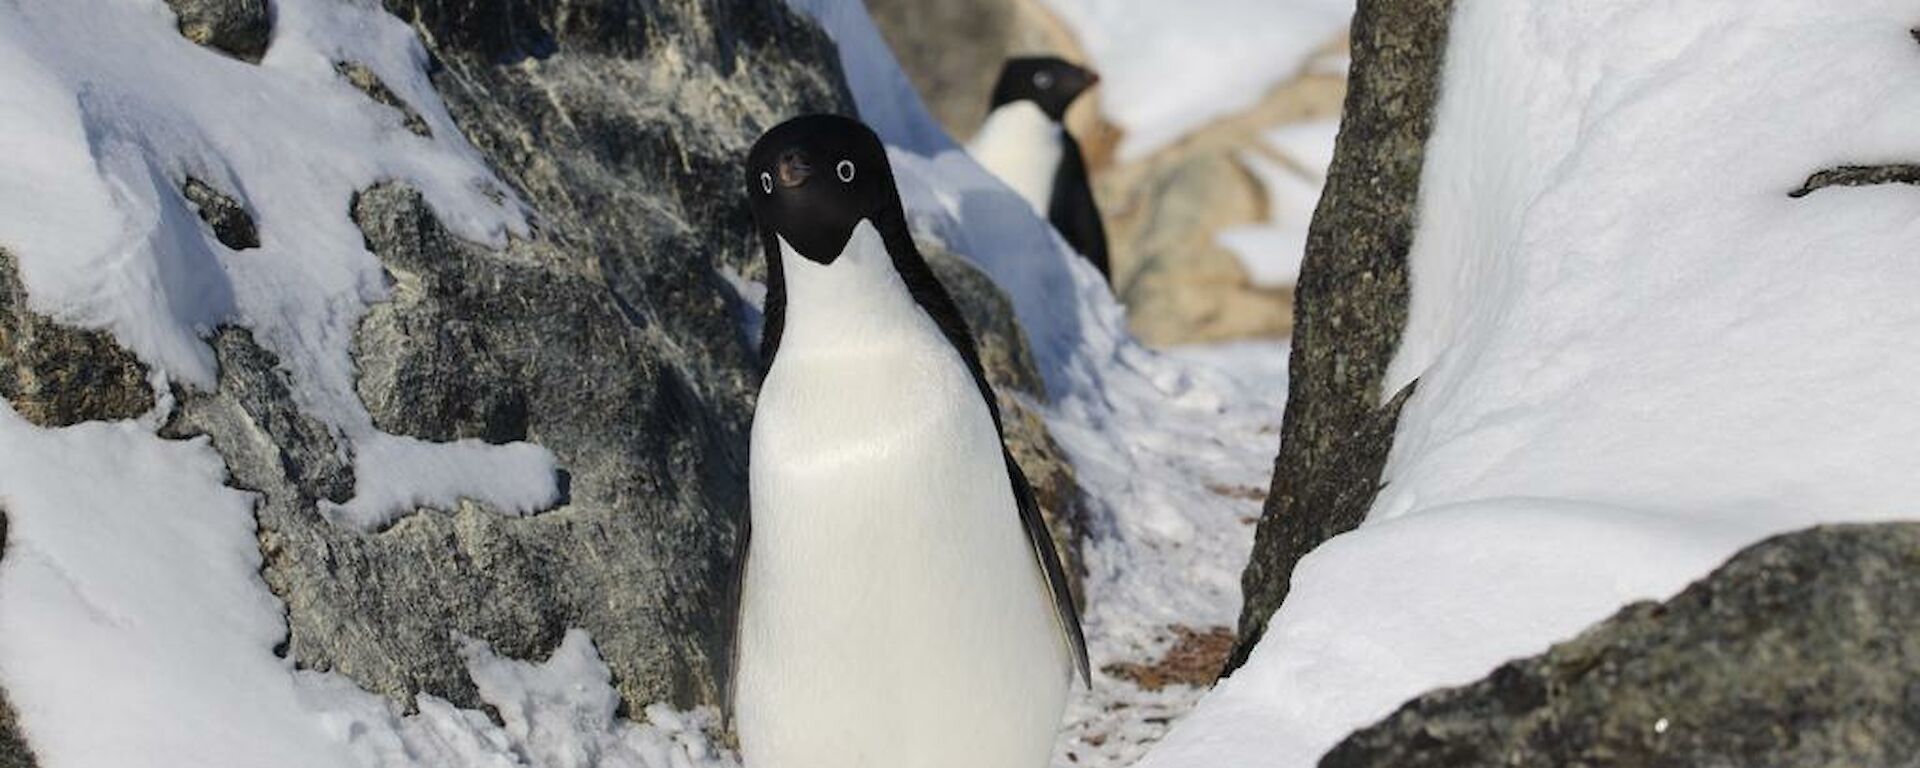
[984, 58, 1111, 280]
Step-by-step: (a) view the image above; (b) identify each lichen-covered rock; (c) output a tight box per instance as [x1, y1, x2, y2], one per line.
[0, 249, 152, 427]
[1322, 523, 1920, 768]
[164, 0, 271, 61]
[1231, 0, 1453, 670]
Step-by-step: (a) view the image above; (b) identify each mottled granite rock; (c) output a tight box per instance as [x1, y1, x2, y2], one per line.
[0, 249, 152, 428]
[1324, 523, 1920, 768]
[164, 0, 272, 61]
[1231, 0, 1453, 670]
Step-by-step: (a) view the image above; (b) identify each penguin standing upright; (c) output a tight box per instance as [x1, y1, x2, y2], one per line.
[968, 56, 1110, 280]
[734, 114, 1089, 768]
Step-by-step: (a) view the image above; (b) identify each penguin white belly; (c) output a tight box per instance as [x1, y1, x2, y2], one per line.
[968, 101, 1064, 216]
[739, 224, 1070, 768]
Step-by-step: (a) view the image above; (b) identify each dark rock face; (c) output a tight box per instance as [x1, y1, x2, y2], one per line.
[182, 178, 261, 251]
[1229, 0, 1454, 671]
[164, 0, 272, 61]
[156, 0, 1079, 722]
[0, 250, 153, 428]
[159, 0, 854, 714]
[1323, 523, 1920, 768]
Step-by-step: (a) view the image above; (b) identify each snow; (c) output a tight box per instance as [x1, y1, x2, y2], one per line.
[1038, 0, 1352, 158]
[0, 0, 559, 533]
[1143, 2, 1920, 766]
[1216, 118, 1340, 289]
[784, 2, 1291, 763]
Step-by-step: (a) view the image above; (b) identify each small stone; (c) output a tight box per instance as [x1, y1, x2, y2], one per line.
[164, 0, 271, 61]
[182, 177, 260, 251]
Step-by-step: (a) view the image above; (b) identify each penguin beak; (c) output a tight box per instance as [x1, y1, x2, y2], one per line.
[1084, 70, 1100, 87]
[777, 149, 814, 188]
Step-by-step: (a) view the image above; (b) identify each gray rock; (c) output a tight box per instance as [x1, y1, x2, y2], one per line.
[164, 0, 271, 62]
[1229, 0, 1453, 671]
[156, 0, 856, 715]
[334, 61, 433, 138]
[158, 0, 1081, 723]
[1322, 523, 1920, 768]
[182, 177, 261, 251]
[0, 249, 153, 428]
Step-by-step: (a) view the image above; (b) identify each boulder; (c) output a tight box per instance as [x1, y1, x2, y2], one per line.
[164, 0, 854, 714]
[151, 0, 1085, 720]
[1323, 523, 1920, 768]
[163, 0, 272, 61]
[0, 249, 152, 428]
[1230, 0, 1453, 670]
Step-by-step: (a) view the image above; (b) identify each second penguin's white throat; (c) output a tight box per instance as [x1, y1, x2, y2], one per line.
[968, 101, 1063, 216]
[776, 220, 928, 353]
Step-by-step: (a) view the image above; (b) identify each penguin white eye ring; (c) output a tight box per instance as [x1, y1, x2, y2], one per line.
[760, 171, 774, 195]
[1033, 70, 1054, 89]
[836, 159, 856, 183]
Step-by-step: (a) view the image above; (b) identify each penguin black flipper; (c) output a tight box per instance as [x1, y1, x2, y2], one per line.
[1047, 127, 1110, 279]
[1004, 447, 1093, 684]
[875, 214, 1092, 687]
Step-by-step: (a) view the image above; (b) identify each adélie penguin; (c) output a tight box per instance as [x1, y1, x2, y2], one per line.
[968, 56, 1110, 280]
[734, 113, 1090, 768]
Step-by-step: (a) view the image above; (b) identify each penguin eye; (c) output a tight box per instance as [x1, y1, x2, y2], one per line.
[759, 171, 773, 195]
[836, 159, 856, 183]
[1033, 70, 1054, 89]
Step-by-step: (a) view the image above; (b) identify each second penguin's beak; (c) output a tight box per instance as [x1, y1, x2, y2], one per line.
[777, 149, 814, 188]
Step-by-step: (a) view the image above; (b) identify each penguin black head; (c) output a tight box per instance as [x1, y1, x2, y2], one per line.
[989, 57, 1100, 122]
[746, 114, 900, 266]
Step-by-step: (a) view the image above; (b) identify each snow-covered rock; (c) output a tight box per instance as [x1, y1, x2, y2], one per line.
[1157, 0, 1920, 765]
[1324, 523, 1920, 767]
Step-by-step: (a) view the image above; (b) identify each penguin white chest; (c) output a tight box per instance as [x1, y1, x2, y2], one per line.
[968, 101, 1064, 216]
[738, 222, 1069, 768]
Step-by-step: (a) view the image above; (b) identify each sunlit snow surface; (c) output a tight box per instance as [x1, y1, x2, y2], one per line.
[1039, 0, 1352, 158]
[1144, 2, 1920, 766]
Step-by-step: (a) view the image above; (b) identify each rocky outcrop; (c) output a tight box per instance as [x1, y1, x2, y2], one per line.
[157, 0, 852, 714]
[1322, 523, 1920, 768]
[1229, 0, 1453, 670]
[182, 178, 261, 252]
[0, 250, 153, 428]
[148, 0, 1083, 721]
[163, 0, 272, 61]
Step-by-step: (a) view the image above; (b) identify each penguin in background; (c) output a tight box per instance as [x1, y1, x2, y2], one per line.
[734, 114, 1090, 768]
[968, 56, 1110, 280]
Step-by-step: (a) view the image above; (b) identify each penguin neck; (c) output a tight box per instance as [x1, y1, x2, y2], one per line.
[775, 220, 935, 355]
[968, 101, 1063, 215]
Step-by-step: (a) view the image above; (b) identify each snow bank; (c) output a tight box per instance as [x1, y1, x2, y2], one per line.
[1039, 0, 1352, 158]
[1143, 2, 1920, 765]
